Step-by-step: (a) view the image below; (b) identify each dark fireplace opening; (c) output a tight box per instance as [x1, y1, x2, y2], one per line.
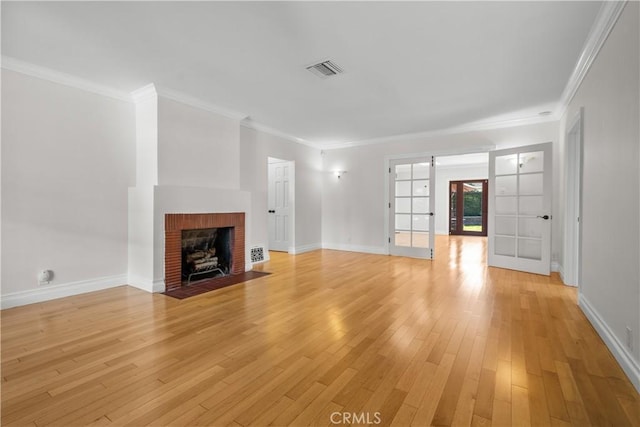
[181, 227, 233, 285]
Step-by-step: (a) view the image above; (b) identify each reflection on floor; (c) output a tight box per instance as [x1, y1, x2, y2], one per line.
[1, 235, 638, 426]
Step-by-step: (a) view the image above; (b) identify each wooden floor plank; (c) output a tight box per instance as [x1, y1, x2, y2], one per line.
[527, 373, 551, 427]
[1, 236, 637, 426]
[511, 385, 531, 427]
[542, 369, 571, 422]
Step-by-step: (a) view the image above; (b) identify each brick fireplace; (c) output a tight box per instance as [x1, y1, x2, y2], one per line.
[164, 213, 245, 291]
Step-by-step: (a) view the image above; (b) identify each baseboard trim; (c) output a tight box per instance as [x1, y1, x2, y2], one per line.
[322, 243, 387, 255]
[152, 280, 165, 293]
[289, 243, 322, 255]
[551, 261, 569, 281]
[556, 263, 574, 286]
[127, 275, 165, 293]
[1, 274, 127, 309]
[578, 293, 640, 393]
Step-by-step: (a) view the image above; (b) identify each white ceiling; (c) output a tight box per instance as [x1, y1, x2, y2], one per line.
[2, 1, 602, 147]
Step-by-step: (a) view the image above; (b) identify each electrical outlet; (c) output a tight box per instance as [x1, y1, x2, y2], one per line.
[626, 327, 633, 351]
[38, 269, 53, 285]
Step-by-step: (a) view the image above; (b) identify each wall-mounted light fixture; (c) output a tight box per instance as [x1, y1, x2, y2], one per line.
[334, 170, 347, 179]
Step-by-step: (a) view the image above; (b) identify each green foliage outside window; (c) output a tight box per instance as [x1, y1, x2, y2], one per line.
[463, 192, 482, 216]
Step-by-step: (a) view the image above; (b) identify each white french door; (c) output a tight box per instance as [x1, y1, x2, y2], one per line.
[268, 160, 292, 252]
[389, 157, 436, 259]
[488, 143, 552, 275]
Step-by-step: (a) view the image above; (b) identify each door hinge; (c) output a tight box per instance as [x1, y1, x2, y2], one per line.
[431, 156, 435, 167]
[388, 237, 391, 243]
[389, 167, 391, 173]
[389, 202, 391, 208]
[430, 248, 434, 258]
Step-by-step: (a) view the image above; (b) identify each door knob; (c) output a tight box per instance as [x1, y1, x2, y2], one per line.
[537, 215, 550, 220]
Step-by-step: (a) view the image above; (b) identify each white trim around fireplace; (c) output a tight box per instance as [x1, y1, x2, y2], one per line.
[127, 274, 165, 293]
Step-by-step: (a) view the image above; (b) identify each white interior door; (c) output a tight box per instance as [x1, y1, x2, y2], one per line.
[389, 157, 435, 259]
[268, 161, 291, 252]
[488, 143, 552, 274]
[564, 111, 583, 287]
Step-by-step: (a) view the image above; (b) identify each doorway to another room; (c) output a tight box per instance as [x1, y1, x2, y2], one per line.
[388, 157, 436, 259]
[449, 180, 488, 236]
[267, 157, 294, 253]
[434, 152, 489, 239]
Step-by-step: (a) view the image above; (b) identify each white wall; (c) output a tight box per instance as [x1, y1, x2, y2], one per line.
[561, 2, 639, 389]
[321, 121, 559, 255]
[434, 164, 488, 235]
[127, 186, 156, 292]
[1, 70, 135, 304]
[135, 95, 158, 187]
[127, 94, 157, 291]
[239, 126, 322, 253]
[158, 97, 240, 189]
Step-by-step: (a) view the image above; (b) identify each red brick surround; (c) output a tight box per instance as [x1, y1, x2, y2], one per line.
[164, 213, 245, 291]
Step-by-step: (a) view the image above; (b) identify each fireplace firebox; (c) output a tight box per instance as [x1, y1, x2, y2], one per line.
[165, 213, 245, 291]
[182, 227, 233, 284]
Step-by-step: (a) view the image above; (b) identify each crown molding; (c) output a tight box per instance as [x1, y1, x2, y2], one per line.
[130, 83, 247, 121]
[240, 120, 322, 150]
[1, 56, 249, 122]
[7, 0, 619, 156]
[556, 0, 627, 117]
[155, 87, 248, 121]
[130, 83, 248, 121]
[130, 83, 157, 104]
[322, 114, 558, 150]
[1, 56, 131, 102]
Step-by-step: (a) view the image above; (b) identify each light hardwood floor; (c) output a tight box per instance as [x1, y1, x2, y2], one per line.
[2, 236, 638, 426]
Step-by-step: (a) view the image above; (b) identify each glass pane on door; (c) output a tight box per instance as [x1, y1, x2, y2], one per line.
[449, 180, 487, 236]
[390, 159, 434, 258]
[412, 232, 429, 248]
[462, 182, 483, 232]
[449, 183, 458, 233]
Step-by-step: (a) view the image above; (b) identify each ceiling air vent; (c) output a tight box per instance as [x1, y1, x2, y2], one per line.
[306, 60, 344, 78]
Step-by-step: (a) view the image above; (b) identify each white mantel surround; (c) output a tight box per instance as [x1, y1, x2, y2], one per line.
[127, 84, 252, 293]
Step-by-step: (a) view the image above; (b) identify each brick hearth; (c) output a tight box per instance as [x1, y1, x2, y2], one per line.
[164, 213, 245, 291]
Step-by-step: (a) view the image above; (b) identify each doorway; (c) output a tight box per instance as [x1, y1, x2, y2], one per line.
[564, 110, 583, 286]
[388, 157, 436, 259]
[449, 180, 488, 236]
[267, 157, 294, 252]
